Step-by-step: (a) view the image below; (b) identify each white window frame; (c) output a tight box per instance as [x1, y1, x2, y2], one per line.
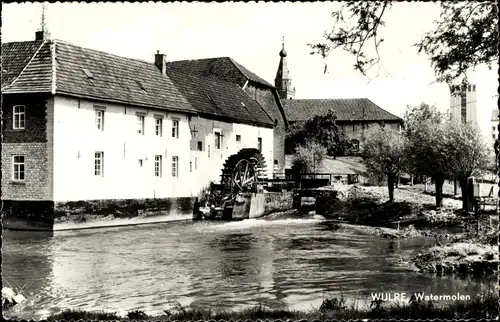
[12, 155, 25, 181]
[94, 152, 104, 177]
[94, 108, 105, 131]
[155, 117, 163, 137]
[137, 114, 145, 135]
[171, 156, 179, 177]
[13, 105, 26, 130]
[155, 155, 162, 177]
[172, 119, 179, 138]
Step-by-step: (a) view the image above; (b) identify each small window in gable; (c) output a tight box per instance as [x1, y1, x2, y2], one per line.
[197, 141, 203, 151]
[236, 134, 241, 143]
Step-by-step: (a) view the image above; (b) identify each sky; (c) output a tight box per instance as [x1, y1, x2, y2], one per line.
[2, 2, 498, 125]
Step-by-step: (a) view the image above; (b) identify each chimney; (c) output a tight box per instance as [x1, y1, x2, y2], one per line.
[155, 50, 167, 75]
[35, 30, 47, 41]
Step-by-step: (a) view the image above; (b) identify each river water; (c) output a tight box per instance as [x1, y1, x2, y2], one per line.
[2, 216, 495, 319]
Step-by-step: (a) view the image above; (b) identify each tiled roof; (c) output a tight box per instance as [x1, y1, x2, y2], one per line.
[2, 40, 196, 114]
[166, 68, 274, 127]
[282, 98, 402, 123]
[1, 40, 52, 91]
[167, 57, 273, 88]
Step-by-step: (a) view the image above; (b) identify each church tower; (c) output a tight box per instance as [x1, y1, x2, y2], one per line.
[275, 37, 295, 100]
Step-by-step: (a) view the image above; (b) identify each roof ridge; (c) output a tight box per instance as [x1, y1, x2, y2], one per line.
[227, 57, 248, 81]
[3, 40, 47, 91]
[169, 56, 231, 63]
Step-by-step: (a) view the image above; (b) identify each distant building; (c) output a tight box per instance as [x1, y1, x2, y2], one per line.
[274, 42, 403, 154]
[491, 109, 498, 146]
[449, 83, 478, 126]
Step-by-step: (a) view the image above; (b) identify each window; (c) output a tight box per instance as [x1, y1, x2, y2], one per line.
[95, 152, 104, 176]
[468, 84, 471, 92]
[236, 134, 241, 143]
[172, 119, 179, 138]
[171, 156, 179, 177]
[155, 118, 163, 137]
[257, 137, 262, 152]
[352, 123, 358, 131]
[137, 115, 145, 135]
[208, 145, 211, 157]
[190, 161, 192, 172]
[197, 141, 203, 151]
[155, 155, 162, 177]
[12, 155, 25, 181]
[214, 132, 221, 149]
[94, 108, 105, 130]
[138, 159, 143, 167]
[13, 105, 26, 130]
[473, 84, 476, 92]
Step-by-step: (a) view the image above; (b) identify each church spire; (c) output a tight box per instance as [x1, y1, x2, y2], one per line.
[35, 3, 50, 41]
[275, 37, 295, 100]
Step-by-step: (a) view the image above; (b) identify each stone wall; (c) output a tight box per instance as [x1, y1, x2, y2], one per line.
[53, 197, 197, 223]
[263, 191, 293, 215]
[2, 200, 55, 231]
[2, 143, 50, 200]
[2, 197, 197, 230]
[1, 94, 52, 200]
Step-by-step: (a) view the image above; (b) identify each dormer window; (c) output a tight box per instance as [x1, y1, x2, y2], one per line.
[13, 105, 26, 129]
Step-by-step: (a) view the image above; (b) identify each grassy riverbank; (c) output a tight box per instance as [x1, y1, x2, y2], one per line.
[45, 292, 498, 320]
[315, 184, 498, 277]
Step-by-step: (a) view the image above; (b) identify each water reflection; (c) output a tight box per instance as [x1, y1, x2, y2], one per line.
[2, 219, 497, 320]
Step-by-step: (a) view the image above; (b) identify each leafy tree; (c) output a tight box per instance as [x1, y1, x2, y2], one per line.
[405, 120, 453, 207]
[445, 122, 492, 210]
[362, 127, 407, 202]
[403, 103, 444, 138]
[285, 110, 346, 158]
[309, 1, 498, 85]
[402, 103, 444, 186]
[291, 141, 327, 176]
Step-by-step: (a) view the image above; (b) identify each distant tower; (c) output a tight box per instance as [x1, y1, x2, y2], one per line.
[449, 82, 477, 126]
[35, 3, 50, 41]
[274, 37, 295, 100]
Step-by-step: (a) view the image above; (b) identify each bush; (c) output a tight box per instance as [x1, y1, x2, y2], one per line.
[291, 141, 327, 175]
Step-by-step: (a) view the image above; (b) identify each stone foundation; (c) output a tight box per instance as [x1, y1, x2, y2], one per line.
[2, 200, 55, 231]
[2, 197, 197, 231]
